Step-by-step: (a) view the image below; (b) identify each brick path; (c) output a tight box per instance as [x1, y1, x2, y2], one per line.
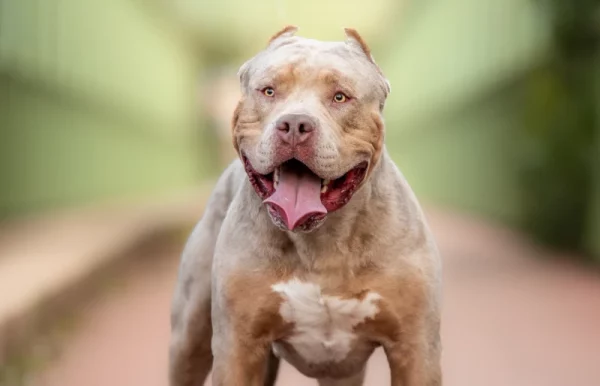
[34, 209, 600, 386]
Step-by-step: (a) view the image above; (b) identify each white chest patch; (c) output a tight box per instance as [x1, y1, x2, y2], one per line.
[271, 278, 382, 364]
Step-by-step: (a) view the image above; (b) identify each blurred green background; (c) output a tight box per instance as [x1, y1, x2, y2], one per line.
[0, 0, 598, 260]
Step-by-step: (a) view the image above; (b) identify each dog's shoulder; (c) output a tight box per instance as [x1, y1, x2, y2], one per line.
[179, 159, 245, 263]
[205, 159, 246, 214]
[367, 153, 440, 267]
[219, 158, 247, 198]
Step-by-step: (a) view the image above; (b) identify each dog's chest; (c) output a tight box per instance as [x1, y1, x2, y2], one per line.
[271, 278, 382, 364]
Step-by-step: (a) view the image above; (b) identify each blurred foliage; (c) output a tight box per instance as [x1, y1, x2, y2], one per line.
[169, 0, 404, 65]
[1, 0, 598, 258]
[519, 0, 599, 250]
[380, 0, 551, 228]
[0, 0, 216, 217]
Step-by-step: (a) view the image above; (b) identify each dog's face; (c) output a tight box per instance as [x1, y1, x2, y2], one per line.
[233, 26, 390, 232]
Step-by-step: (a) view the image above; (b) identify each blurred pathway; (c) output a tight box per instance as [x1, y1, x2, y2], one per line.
[34, 210, 600, 386]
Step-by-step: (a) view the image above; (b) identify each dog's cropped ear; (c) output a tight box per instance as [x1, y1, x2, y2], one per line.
[268, 25, 298, 46]
[344, 28, 391, 97]
[344, 28, 374, 62]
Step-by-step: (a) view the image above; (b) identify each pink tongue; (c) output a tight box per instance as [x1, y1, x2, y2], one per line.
[264, 163, 327, 230]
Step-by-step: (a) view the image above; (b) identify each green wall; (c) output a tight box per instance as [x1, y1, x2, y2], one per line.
[379, 0, 550, 225]
[589, 132, 600, 259]
[386, 83, 524, 225]
[0, 0, 215, 216]
[587, 56, 600, 259]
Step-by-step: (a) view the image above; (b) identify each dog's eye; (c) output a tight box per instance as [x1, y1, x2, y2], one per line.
[333, 92, 348, 103]
[263, 87, 275, 97]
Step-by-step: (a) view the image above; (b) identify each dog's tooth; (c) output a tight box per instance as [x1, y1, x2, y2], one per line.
[321, 179, 331, 193]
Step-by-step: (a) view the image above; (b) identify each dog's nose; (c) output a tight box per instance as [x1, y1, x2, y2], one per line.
[275, 114, 316, 145]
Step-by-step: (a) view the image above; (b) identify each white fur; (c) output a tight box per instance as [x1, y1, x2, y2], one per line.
[272, 278, 382, 364]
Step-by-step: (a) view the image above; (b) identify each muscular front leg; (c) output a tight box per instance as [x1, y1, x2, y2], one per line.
[169, 166, 238, 386]
[169, 221, 216, 386]
[169, 293, 212, 386]
[211, 269, 286, 386]
[385, 325, 442, 386]
[211, 334, 273, 386]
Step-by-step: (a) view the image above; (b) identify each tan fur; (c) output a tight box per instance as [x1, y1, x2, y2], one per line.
[344, 28, 390, 95]
[210, 271, 292, 385]
[344, 28, 373, 60]
[170, 28, 442, 386]
[232, 33, 389, 186]
[268, 25, 298, 45]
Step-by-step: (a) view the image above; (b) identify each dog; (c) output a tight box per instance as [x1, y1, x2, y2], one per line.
[169, 26, 442, 386]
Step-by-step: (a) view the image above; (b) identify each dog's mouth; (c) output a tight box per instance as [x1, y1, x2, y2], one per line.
[243, 156, 368, 232]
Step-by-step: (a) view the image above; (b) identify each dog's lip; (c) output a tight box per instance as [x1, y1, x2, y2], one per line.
[243, 153, 369, 218]
[241, 153, 367, 181]
[243, 153, 369, 230]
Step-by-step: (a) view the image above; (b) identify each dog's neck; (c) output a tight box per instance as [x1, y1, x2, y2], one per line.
[281, 149, 419, 267]
[241, 148, 424, 268]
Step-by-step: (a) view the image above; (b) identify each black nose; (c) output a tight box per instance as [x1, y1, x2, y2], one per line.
[275, 113, 317, 145]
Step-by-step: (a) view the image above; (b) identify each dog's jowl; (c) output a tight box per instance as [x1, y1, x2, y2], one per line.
[169, 26, 442, 386]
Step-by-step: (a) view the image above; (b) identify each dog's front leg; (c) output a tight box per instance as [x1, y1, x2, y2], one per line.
[384, 328, 442, 386]
[169, 227, 217, 386]
[169, 294, 212, 386]
[211, 269, 285, 386]
[211, 334, 272, 386]
[169, 168, 239, 386]
[381, 289, 442, 385]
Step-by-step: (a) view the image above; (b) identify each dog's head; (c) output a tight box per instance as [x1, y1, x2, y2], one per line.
[233, 26, 390, 232]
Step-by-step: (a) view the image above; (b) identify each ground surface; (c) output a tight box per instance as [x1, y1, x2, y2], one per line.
[33, 209, 600, 386]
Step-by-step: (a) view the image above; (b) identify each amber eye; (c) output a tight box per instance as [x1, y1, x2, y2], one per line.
[263, 87, 275, 97]
[333, 92, 347, 103]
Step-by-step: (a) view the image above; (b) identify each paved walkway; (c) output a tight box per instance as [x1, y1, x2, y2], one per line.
[33, 209, 600, 386]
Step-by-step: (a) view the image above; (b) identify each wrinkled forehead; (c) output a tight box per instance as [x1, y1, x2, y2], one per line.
[240, 37, 382, 96]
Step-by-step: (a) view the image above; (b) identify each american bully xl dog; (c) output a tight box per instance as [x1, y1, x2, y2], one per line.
[169, 26, 442, 386]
